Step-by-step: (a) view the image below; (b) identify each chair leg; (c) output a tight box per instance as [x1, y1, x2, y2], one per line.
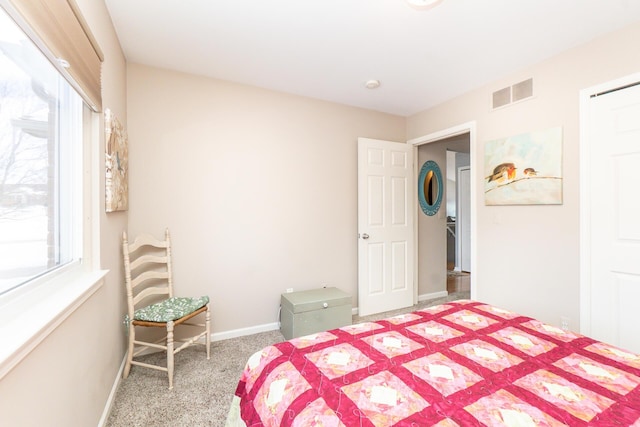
[123, 324, 135, 378]
[167, 321, 175, 390]
[205, 304, 211, 360]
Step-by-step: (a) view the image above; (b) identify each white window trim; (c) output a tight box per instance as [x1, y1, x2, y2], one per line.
[0, 267, 107, 380]
[0, 82, 106, 380]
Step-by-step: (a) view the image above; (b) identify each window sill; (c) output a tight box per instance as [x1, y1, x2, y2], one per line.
[0, 268, 108, 380]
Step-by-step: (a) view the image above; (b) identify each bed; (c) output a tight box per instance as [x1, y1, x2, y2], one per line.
[226, 300, 640, 426]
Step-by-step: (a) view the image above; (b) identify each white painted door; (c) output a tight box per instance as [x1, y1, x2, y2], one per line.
[457, 166, 471, 272]
[585, 81, 640, 353]
[357, 138, 414, 316]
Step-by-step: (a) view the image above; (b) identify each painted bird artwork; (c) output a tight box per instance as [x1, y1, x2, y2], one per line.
[486, 162, 517, 183]
[484, 126, 562, 205]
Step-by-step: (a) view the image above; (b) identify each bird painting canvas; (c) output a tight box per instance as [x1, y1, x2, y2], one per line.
[484, 126, 562, 205]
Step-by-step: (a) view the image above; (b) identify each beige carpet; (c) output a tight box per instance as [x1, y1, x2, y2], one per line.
[105, 290, 470, 427]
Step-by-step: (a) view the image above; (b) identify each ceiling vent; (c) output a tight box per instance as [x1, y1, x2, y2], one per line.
[492, 87, 511, 109]
[492, 78, 533, 109]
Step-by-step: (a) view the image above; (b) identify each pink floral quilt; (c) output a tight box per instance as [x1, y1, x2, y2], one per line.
[233, 300, 640, 426]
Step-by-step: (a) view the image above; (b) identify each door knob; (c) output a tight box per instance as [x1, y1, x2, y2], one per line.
[361, 233, 370, 239]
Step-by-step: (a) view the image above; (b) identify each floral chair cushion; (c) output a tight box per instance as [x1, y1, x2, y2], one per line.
[132, 296, 209, 323]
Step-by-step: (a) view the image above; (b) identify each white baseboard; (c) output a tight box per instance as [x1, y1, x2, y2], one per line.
[211, 322, 280, 342]
[117, 294, 449, 352]
[418, 290, 449, 302]
[349, 292, 449, 318]
[98, 355, 126, 427]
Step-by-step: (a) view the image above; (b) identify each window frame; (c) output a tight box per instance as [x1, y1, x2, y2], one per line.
[0, 0, 106, 380]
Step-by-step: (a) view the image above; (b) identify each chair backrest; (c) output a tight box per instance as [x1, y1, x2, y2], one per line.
[122, 228, 174, 318]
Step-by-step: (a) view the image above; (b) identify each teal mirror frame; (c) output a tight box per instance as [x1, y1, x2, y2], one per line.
[418, 160, 443, 216]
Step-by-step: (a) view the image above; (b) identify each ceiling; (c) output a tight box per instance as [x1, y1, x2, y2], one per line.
[104, 0, 640, 117]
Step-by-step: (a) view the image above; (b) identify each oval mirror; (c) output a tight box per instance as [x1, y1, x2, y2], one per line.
[418, 160, 443, 216]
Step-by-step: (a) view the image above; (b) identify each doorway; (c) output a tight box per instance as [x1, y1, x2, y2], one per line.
[409, 122, 476, 302]
[445, 151, 471, 274]
[457, 165, 471, 273]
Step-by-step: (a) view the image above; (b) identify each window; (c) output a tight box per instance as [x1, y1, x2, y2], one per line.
[0, 6, 83, 295]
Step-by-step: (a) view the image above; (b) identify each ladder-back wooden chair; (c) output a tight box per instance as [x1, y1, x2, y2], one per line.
[122, 228, 211, 389]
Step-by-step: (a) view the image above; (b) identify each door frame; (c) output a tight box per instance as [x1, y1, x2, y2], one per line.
[408, 121, 477, 300]
[579, 71, 640, 336]
[457, 165, 471, 272]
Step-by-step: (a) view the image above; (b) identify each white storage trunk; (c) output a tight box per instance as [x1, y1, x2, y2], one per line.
[280, 287, 352, 340]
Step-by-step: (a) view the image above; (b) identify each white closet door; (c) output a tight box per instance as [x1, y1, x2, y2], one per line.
[584, 81, 640, 353]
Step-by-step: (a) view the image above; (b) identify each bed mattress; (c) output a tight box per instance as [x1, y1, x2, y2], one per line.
[227, 300, 640, 426]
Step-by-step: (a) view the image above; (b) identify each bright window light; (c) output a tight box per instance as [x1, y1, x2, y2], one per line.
[0, 6, 83, 295]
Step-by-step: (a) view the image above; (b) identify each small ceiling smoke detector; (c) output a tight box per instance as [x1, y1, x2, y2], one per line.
[365, 79, 381, 89]
[406, 0, 444, 10]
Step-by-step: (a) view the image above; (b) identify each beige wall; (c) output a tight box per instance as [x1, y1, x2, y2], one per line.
[0, 0, 128, 425]
[2, 8, 638, 426]
[407, 21, 640, 328]
[127, 20, 640, 336]
[126, 63, 406, 334]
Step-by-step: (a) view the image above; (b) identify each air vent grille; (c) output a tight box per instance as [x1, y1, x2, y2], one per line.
[512, 78, 533, 102]
[492, 78, 533, 109]
[492, 87, 511, 109]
